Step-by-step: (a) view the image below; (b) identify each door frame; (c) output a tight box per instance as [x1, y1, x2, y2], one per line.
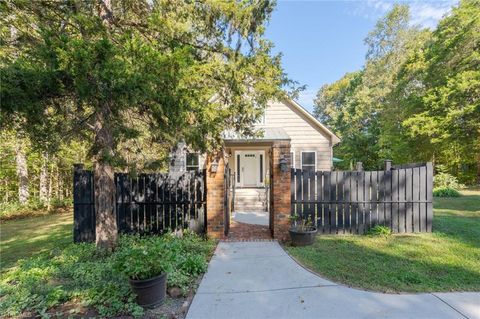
[234, 150, 266, 187]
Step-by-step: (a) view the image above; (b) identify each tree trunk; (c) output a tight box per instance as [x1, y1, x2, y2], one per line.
[93, 106, 117, 250]
[15, 139, 29, 204]
[39, 152, 48, 202]
[47, 163, 53, 209]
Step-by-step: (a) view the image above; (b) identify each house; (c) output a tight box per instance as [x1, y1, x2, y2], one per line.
[170, 98, 340, 174]
[169, 98, 340, 240]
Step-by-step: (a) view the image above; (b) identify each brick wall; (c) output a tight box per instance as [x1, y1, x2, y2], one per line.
[205, 153, 226, 239]
[271, 142, 291, 241]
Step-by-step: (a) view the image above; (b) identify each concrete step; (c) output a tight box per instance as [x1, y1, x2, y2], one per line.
[235, 188, 267, 193]
[235, 192, 267, 196]
[234, 189, 267, 197]
[234, 189, 267, 211]
[235, 206, 267, 212]
[235, 197, 266, 202]
[235, 202, 266, 208]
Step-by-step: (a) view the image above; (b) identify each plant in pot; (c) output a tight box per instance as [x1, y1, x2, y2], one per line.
[114, 236, 172, 308]
[289, 213, 317, 246]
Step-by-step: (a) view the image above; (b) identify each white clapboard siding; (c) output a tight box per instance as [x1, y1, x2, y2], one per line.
[258, 100, 333, 171]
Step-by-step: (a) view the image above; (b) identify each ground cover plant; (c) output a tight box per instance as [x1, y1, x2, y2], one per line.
[286, 189, 480, 292]
[0, 232, 215, 318]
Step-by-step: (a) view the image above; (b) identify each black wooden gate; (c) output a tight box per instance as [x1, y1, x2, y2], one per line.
[73, 167, 206, 243]
[223, 164, 231, 236]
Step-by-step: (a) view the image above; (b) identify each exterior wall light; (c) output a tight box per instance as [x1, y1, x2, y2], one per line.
[210, 158, 219, 173]
[280, 155, 289, 173]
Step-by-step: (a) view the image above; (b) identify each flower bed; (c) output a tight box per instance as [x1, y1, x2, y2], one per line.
[0, 232, 216, 318]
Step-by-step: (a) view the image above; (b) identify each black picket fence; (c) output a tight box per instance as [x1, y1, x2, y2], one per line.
[73, 167, 206, 243]
[291, 162, 433, 234]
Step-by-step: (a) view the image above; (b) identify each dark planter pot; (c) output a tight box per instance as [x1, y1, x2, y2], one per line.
[129, 272, 167, 308]
[289, 228, 317, 246]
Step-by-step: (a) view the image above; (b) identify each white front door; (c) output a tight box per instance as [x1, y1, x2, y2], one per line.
[242, 153, 258, 187]
[235, 151, 265, 187]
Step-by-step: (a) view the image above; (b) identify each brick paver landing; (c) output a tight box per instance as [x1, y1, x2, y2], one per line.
[226, 220, 272, 241]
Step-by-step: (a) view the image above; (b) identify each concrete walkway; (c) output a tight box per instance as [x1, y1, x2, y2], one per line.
[232, 210, 269, 226]
[187, 241, 480, 319]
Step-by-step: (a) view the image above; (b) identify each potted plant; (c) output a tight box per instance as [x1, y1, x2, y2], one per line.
[289, 213, 317, 246]
[114, 237, 172, 307]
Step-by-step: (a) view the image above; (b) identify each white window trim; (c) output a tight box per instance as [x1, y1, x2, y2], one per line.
[300, 150, 317, 171]
[185, 153, 200, 171]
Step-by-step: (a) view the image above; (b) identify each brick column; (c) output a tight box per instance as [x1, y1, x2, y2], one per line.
[271, 142, 291, 241]
[205, 152, 226, 239]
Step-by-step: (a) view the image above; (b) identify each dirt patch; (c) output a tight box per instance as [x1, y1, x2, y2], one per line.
[143, 276, 202, 319]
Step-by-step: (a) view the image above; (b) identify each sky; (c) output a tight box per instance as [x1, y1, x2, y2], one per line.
[264, 0, 458, 113]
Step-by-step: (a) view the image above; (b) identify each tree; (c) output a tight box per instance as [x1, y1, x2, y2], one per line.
[1, 0, 288, 249]
[314, 4, 425, 169]
[314, 0, 479, 184]
[13, 134, 29, 204]
[401, 0, 480, 183]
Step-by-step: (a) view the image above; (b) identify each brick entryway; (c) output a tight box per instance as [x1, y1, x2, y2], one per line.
[226, 221, 272, 241]
[205, 142, 291, 241]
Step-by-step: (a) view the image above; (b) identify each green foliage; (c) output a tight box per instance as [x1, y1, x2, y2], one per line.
[114, 235, 173, 280]
[290, 213, 315, 232]
[314, 0, 480, 184]
[0, 0, 290, 164]
[0, 197, 71, 221]
[434, 172, 464, 190]
[0, 232, 215, 317]
[367, 225, 392, 236]
[433, 187, 461, 198]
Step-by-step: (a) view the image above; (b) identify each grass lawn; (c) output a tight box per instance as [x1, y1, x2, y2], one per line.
[0, 210, 73, 271]
[286, 189, 480, 293]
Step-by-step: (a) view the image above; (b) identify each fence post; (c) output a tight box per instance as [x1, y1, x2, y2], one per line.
[356, 162, 363, 171]
[384, 160, 392, 171]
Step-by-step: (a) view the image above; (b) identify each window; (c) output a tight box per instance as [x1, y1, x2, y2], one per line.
[290, 151, 295, 168]
[186, 153, 199, 171]
[301, 151, 316, 173]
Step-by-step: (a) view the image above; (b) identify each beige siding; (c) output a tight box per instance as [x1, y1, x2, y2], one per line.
[257, 100, 333, 171]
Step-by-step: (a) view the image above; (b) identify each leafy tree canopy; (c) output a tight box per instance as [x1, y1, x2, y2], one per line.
[1, 0, 292, 167]
[314, 0, 479, 184]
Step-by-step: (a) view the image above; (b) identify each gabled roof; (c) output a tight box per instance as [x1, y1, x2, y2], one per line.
[283, 98, 341, 145]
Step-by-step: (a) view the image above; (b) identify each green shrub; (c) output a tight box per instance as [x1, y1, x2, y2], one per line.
[114, 235, 172, 280]
[0, 232, 215, 318]
[367, 225, 392, 236]
[0, 197, 71, 221]
[433, 187, 461, 197]
[434, 172, 464, 190]
[50, 197, 71, 209]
